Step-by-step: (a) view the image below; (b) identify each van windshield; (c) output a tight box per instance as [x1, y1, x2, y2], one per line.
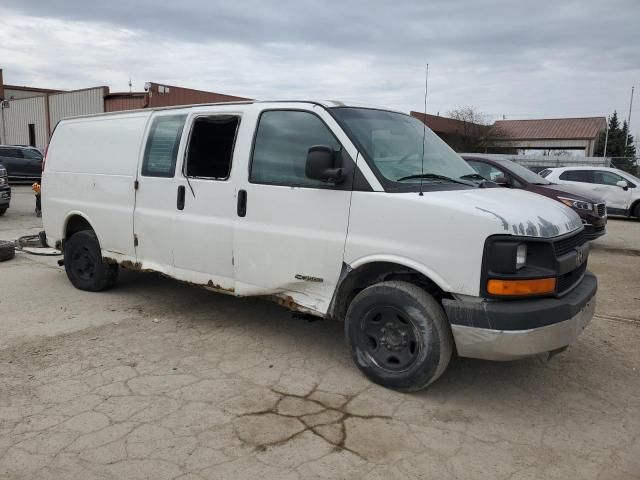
[331, 107, 477, 186]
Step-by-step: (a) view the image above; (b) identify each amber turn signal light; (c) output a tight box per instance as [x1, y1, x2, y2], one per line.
[487, 278, 556, 296]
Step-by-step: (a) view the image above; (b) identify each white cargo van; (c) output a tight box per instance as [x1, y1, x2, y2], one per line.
[42, 101, 596, 391]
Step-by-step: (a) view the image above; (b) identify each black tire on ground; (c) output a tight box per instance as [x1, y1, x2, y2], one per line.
[0, 240, 15, 261]
[0, 208, 6, 216]
[633, 202, 640, 220]
[64, 230, 118, 291]
[345, 281, 453, 392]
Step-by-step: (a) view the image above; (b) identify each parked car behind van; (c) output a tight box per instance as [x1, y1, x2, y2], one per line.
[0, 162, 10, 215]
[42, 101, 597, 391]
[0, 145, 43, 182]
[540, 166, 640, 219]
[463, 155, 607, 239]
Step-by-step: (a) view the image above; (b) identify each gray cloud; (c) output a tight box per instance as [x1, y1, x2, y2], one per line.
[1, 0, 639, 134]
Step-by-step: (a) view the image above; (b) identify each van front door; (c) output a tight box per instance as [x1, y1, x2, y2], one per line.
[133, 113, 186, 274]
[171, 113, 239, 291]
[233, 109, 353, 314]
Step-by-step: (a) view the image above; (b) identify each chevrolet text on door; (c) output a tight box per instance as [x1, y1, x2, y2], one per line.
[42, 101, 597, 391]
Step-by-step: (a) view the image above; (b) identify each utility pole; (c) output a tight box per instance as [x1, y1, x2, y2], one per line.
[624, 86, 634, 151]
[602, 118, 609, 158]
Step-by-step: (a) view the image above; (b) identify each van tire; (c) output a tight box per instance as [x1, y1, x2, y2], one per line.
[345, 281, 453, 392]
[64, 230, 118, 291]
[0, 208, 6, 216]
[633, 202, 640, 220]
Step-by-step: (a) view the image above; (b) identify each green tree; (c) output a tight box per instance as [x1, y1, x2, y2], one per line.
[594, 111, 637, 173]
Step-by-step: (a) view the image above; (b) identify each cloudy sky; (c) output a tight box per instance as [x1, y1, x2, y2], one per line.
[1, 0, 638, 135]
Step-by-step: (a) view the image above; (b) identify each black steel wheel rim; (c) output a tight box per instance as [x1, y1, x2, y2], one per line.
[71, 246, 97, 281]
[357, 305, 422, 372]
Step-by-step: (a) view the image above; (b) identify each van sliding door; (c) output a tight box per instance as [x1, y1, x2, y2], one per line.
[133, 113, 186, 273]
[170, 113, 239, 291]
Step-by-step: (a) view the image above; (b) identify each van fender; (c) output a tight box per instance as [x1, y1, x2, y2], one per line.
[61, 210, 137, 266]
[346, 254, 453, 293]
[326, 254, 454, 321]
[59, 210, 97, 248]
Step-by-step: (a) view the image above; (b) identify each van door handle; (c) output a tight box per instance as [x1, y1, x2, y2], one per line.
[177, 185, 186, 210]
[237, 189, 247, 217]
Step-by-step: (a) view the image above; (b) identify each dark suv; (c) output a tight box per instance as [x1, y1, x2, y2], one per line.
[0, 162, 10, 215]
[463, 155, 607, 240]
[0, 145, 43, 182]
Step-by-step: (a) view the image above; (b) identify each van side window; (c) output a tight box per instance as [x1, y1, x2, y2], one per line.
[250, 110, 341, 187]
[185, 115, 239, 179]
[559, 170, 593, 183]
[141, 115, 187, 177]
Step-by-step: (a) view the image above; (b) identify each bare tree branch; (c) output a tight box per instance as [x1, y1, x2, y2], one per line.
[446, 106, 510, 153]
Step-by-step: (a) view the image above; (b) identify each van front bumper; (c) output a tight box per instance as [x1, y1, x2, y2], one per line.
[442, 272, 597, 361]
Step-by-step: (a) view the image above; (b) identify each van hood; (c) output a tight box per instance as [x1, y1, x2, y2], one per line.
[427, 187, 583, 238]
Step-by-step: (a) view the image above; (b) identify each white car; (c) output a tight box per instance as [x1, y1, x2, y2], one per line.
[42, 100, 596, 391]
[540, 166, 640, 219]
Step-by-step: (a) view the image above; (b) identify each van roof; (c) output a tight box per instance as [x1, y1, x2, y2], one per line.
[58, 99, 404, 121]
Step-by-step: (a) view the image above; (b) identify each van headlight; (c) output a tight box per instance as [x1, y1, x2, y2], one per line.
[516, 243, 527, 270]
[482, 237, 557, 298]
[558, 197, 592, 211]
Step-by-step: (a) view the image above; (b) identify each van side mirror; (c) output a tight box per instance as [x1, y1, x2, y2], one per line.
[616, 180, 629, 190]
[305, 145, 345, 184]
[494, 175, 511, 187]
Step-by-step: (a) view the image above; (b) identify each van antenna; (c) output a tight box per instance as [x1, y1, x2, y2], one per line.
[419, 63, 429, 197]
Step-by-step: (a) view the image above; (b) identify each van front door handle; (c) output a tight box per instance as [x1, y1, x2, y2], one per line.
[177, 185, 186, 210]
[237, 189, 247, 217]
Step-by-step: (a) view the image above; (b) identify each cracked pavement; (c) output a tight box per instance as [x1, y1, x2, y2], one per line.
[1, 187, 640, 479]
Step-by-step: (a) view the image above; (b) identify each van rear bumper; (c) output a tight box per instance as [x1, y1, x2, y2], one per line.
[442, 272, 597, 361]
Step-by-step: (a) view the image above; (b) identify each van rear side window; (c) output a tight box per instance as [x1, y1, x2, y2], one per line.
[185, 115, 239, 179]
[141, 115, 187, 177]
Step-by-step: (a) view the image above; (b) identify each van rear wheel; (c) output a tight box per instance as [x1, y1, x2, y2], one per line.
[345, 281, 453, 392]
[64, 230, 118, 291]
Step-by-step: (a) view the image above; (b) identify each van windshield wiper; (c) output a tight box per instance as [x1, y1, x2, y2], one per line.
[396, 173, 475, 186]
[459, 173, 488, 182]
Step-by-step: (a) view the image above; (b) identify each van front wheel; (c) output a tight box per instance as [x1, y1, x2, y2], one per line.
[64, 230, 118, 291]
[345, 281, 453, 392]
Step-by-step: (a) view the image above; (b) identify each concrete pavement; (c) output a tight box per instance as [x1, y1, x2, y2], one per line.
[1, 186, 639, 479]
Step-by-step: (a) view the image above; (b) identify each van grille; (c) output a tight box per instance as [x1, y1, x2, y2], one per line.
[553, 230, 586, 257]
[595, 203, 606, 217]
[557, 262, 587, 294]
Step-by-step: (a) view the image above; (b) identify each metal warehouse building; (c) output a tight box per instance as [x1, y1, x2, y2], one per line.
[0, 69, 250, 149]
